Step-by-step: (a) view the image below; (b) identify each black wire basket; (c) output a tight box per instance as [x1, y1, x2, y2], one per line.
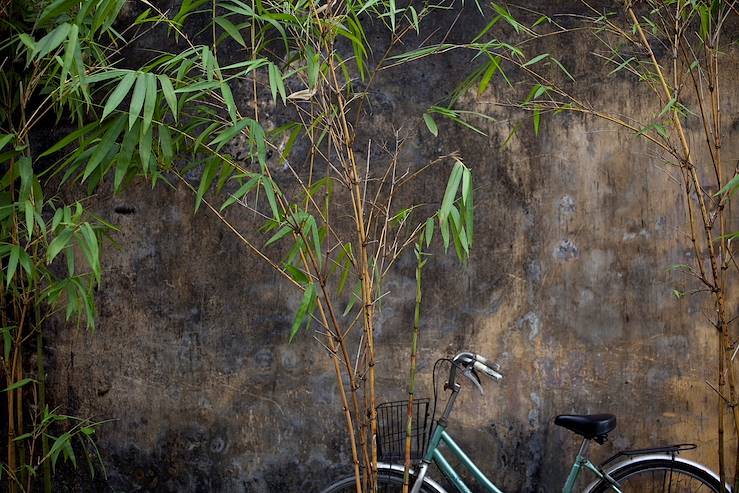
[376, 398, 431, 463]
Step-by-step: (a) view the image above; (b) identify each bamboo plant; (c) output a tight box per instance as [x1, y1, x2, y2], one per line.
[399, 0, 739, 488]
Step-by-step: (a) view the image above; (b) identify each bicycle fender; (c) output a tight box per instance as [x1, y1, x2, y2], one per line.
[581, 454, 729, 493]
[377, 462, 449, 493]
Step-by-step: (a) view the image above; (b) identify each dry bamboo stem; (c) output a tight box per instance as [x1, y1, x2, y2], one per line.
[402, 245, 424, 493]
[627, 6, 738, 489]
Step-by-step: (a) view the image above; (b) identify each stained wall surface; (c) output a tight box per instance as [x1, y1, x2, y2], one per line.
[46, 2, 739, 492]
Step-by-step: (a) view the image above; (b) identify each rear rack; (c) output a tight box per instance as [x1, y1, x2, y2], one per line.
[602, 443, 697, 467]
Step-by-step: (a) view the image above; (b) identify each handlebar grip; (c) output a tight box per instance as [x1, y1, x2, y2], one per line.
[474, 354, 500, 372]
[473, 360, 503, 381]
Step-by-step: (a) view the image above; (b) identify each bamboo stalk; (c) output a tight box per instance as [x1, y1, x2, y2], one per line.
[402, 244, 424, 493]
[627, 6, 738, 489]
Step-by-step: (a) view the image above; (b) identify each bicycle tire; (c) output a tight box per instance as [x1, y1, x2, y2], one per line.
[590, 457, 722, 492]
[320, 469, 442, 493]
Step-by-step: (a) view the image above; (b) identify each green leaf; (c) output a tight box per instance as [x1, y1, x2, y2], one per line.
[60, 24, 78, 88]
[305, 46, 320, 88]
[440, 161, 464, 222]
[551, 57, 574, 81]
[424, 217, 434, 248]
[290, 283, 316, 342]
[215, 16, 246, 47]
[128, 72, 147, 129]
[533, 107, 541, 135]
[47, 229, 73, 263]
[39, 123, 97, 158]
[221, 82, 238, 122]
[285, 265, 309, 285]
[115, 121, 138, 191]
[80, 224, 99, 272]
[84, 115, 126, 181]
[478, 56, 501, 95]
[265, 224, 293, 246]
[521, 53, 549, 68]
[35, 23, 71, 59]
[2, 377, 35, 393]
[439, 215, 449, 251]
[102, 71, 137, 120]
[209, 118, 251, 150]
[261, 177, 280, 220]
[268, 63, 287, 104]
[716, 173, 739, 197]
[159, 124, 174, 166]
[24, 201, 34, 241]
[422, 113, 438, 137]
[0, 134, 14, 151]
[195, 159, 218, 212]
[6, 245, 20, 288]
[609, 56, 636, 75]
[220, 176, 259, 210]
[157, 75, 179, 122]
[142, 73, 157, 133]
[139, 123, 153, 175]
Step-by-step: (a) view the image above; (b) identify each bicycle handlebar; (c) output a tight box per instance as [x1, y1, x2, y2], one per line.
[448, 351, 503, 392]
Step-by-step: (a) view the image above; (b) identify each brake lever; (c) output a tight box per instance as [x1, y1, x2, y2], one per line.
[462, 367, 484, 395]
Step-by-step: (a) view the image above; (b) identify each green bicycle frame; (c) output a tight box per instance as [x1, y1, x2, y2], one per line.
[420, 421, 622, 493]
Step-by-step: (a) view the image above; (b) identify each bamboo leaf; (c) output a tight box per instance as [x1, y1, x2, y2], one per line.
[424, 217, 434, 248]
[439, 215, 449, 251]
[139, 123, 153, 175]
[268, 63, 287, 104]
[60, 24, 78, 89]
[84, 115, 126, 181]
[195, 159, 218, 212]
[35, 23, 71, 59]
[47, 229, 73, 263]
[128, 72, 147, 129]
[115, 121, 139, 191]
[215, 16, 246, 47]
[24, 201, 34, 242]
[261, 177, 280, 220]
[609, 56, 636, 75]
[521, 53, 549, 68]
[422, 113, 438, 137]
[716, 173, 739, 197]
[220, 176, 259, 210]
[209, 118, 250, 150]
[101, 71, 137, 120]
[221, 82, 238, 123]
[306, 46, 320, 88]
[265, 224, 293, 246]
[478, 56, 501, 95]
[39, 123, 97, 158]
[0, 134, 14, 151]
[285, 265, 309, 285]
[157, 75, 179, 122]
[142, 72, 157, 133]
[6, 245, 20, 287]
[159, 124, 174, 166]
[290, 283, 316, 342]
[2, 377, 35, 393]
[440, 161, 463, 221]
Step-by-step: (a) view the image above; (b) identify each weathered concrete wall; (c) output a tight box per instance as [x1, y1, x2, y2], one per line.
[46, 3, 739, 492]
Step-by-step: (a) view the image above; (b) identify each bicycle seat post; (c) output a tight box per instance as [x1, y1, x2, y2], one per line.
[577, 437, 591, 460]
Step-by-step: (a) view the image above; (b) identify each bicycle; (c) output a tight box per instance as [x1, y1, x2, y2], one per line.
[321, 351, 727, 493]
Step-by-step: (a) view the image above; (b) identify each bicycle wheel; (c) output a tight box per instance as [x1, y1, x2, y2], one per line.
[590, 458, 722, 492]
[320, 469, 442, 493]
